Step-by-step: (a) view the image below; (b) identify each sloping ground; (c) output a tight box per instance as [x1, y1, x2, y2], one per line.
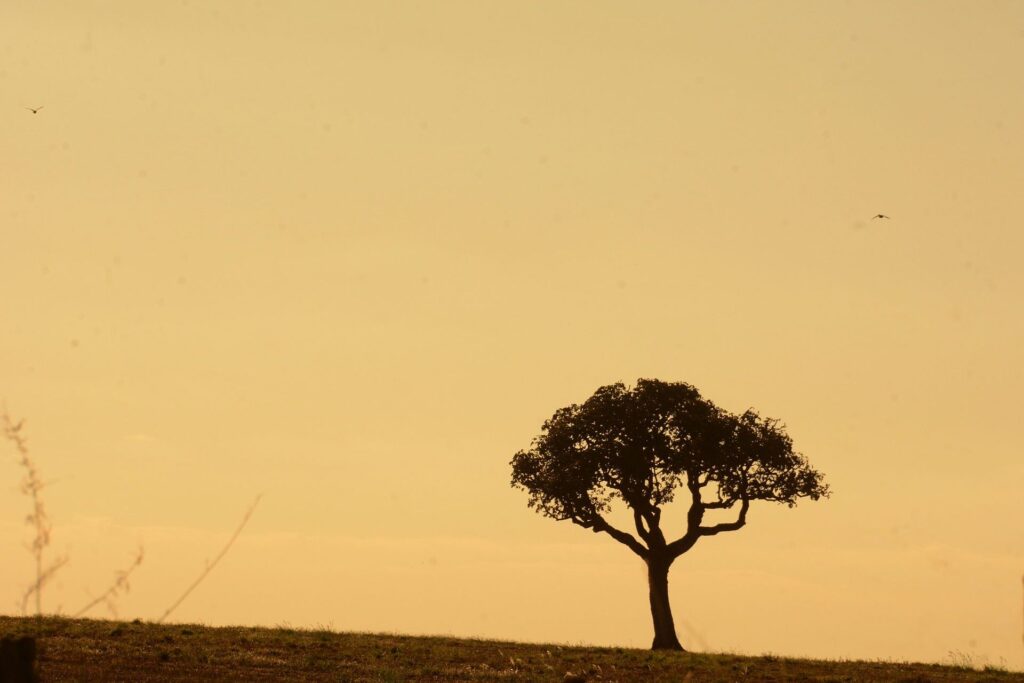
[1, 616, 1020, 682]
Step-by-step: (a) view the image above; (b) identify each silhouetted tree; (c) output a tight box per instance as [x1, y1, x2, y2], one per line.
[510, 379, 829, 651]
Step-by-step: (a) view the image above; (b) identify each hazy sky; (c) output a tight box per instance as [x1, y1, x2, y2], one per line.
[3, 0, 1023, 668]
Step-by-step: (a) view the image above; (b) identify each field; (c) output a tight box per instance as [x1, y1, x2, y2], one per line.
[1, 616, 1020, 682]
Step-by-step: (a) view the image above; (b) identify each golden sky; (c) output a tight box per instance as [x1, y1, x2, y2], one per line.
[2, 0, 1023, 667]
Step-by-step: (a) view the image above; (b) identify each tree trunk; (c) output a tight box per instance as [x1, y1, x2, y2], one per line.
[647, 556, 684, 651]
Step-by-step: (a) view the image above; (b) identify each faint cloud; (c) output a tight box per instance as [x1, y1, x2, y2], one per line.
[122, 433, 158, 443]
[926, 552, 952, 571]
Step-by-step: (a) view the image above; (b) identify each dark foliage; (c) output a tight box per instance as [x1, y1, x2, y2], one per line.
[511, 379, 828, 558]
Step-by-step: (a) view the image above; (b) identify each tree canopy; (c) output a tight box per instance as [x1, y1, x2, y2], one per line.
[510, 378, 830, 560]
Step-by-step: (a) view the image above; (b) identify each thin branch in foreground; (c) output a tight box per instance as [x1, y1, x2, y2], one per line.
[156, 494, 263, 624]
[19, 555, 70, 615]
[73, 546, 145, 618]
[2, 406, 68, 618]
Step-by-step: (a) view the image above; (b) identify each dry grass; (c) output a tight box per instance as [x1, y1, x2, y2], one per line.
[3, 407, 258, 625]
[73, 548, 145, 619]
[2, 409, 68, 618]
[4, 407, 148, 625]
[1, 616, 1020, 682]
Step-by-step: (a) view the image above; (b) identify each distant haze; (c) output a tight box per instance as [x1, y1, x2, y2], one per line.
[2, 0, 1022, 668]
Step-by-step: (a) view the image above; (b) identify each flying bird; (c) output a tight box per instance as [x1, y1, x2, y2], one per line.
[25, 106, 44, 114]
[872, 214, 890, 220]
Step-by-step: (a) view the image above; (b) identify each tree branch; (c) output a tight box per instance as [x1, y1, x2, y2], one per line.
[591, 515, 648, 558]
[633, 509, 651, 542]
[698, 497, 749, 536]
[684, 474, 704, 532]
[667, 529, 699, 558]
[665, 475, 705, 558]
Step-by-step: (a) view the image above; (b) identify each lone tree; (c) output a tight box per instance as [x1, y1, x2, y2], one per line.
[510, 379, 829, 651]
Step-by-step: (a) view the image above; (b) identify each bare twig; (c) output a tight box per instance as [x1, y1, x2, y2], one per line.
[19, 556, 70, 614]
[156, 494, 263, 623]
[2, 407, 68, 618]
[73, 546, 145, 618]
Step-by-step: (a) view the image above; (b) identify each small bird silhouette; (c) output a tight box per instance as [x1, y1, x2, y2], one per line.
[25, 106, 44, 114]
[872, 214, 890, 220]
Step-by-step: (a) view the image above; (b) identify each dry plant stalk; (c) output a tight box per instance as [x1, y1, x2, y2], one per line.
[2, 408, 69, 618]
[20, 556, 70, 615]
[73, 546, 145, 618]
[156, 494, 263, 623]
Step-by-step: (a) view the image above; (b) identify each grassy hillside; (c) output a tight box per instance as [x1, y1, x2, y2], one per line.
[1, 616, 1020, 682]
